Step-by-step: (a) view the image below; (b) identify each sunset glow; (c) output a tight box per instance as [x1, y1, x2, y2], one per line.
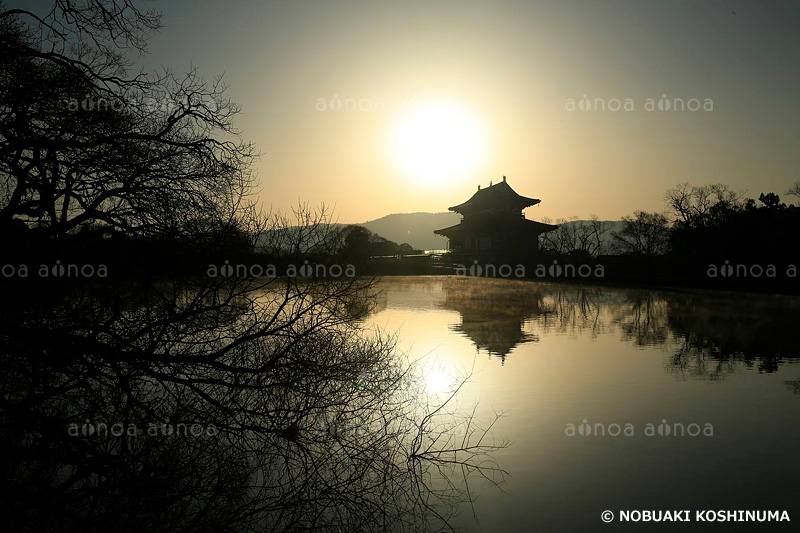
[4, 2, 800, 531]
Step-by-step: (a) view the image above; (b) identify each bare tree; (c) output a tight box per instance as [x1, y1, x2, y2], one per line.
[786, 180, 800, 203]
[579, 215, 613, 257]
[612, 210, 670, 256]
[0, 4, 507, 531]
[664, 183, 744, 227]
[540, 215, 612, 257]
[0, 2, 254, 239]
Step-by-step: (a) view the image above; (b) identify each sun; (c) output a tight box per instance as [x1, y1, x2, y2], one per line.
[390, 100, 484, 186]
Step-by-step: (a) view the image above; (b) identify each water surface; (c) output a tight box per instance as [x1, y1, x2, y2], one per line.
[364, 276, 800, 532]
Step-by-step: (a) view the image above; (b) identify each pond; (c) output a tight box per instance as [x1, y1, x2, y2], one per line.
[363, 276, 800, 532]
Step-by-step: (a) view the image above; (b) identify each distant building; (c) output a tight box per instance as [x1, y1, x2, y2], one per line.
[433, 176, 557, 263]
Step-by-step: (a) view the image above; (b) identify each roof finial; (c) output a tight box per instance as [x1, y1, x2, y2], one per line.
[489, 180, 492, 187]
[477, 184, 481, 190]
[503, 175, 506, 182]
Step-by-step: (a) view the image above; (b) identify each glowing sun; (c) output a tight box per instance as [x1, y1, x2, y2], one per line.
[390, 101, 484, 186]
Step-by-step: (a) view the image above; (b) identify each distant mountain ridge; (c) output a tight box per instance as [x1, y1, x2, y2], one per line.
[358, 212, 459, 251]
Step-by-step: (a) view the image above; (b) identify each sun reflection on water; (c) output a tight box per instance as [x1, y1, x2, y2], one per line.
[423, 359, 460, 396]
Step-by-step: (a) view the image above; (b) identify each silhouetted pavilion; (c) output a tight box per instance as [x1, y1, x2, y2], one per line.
[433, 176, 557, 263]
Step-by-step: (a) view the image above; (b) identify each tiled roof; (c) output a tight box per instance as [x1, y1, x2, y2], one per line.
[449, 178, 540, 213]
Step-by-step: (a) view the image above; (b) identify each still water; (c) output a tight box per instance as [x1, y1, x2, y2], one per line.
[363, 276, 800, 532]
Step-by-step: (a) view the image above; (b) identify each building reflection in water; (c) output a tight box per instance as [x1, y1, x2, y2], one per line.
[442, 281, 542, 363]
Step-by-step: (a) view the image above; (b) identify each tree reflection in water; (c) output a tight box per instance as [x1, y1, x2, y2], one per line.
[0, 253, 507, 532]
[437, 278, 800, 381]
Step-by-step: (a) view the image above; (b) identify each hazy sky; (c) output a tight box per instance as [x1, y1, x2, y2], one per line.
[28, 0, 800, 222]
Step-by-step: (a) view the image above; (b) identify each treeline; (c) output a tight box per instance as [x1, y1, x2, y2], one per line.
[539, 182, 800, 290]
[2, 216, 421, 280]
[336, 225, 421, 260]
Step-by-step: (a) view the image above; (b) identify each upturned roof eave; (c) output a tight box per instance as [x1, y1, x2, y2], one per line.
[448, 197, 541, 212]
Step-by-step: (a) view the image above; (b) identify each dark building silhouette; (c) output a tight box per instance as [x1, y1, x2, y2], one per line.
[433, 176, 557, 263]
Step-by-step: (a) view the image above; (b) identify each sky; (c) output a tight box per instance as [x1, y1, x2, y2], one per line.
[27, 0, 800, 222]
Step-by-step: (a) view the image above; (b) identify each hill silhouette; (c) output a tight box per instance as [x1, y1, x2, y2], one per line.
[359, 212, 458, 251]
